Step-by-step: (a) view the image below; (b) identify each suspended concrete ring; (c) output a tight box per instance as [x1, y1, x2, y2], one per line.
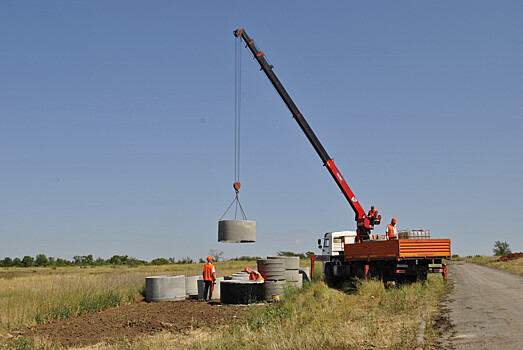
[218, 220, 256, 243]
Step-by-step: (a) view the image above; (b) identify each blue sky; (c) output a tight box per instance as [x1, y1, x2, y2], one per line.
[1, 1, 521, 261]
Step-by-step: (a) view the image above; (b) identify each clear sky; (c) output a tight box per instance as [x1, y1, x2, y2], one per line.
[1, 1, 522, 261]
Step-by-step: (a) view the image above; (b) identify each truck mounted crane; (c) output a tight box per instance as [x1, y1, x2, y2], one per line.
[234, 28, 450, 283]
[234, 28, 377, 241]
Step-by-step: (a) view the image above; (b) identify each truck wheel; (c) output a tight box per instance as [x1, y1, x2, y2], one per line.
[324, 263, 338, 288]
[419, 272, 428, 282]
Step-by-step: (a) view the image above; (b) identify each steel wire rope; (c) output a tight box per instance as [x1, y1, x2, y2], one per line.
[221, 35, 247, 221]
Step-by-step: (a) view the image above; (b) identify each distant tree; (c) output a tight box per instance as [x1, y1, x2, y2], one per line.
[94, 257, 106, 266]
[209, 249, 224, 262]
[277, 251, 306, 259]
[1, 257, 13, 267]
[168, 257, 176, 264]
[21, 256, 34, 267]
[73, 255, 94, 266]
[73, 256, 82, 265]
[34, 254, 49, 267]
[126, 257, 146, 267]
[48, 257, 56, 266]
[12, 257, 22, 267]
[177, 257, 193, 264]
[55, 258, 72, 266]
[107, 255, 129, 265]
[493, 241, 512, 256]
[229, 256, 262, 261]
[198, 258, 206, 263]
[84, 254, 94, 265]
[305, 251, 315, 259]
[150, 258, 170, 265]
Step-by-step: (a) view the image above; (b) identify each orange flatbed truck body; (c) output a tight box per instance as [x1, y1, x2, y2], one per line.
[344, 239, 451, 261]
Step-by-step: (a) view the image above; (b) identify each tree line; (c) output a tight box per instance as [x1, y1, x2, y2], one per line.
[0, 250, 316, 268]
[0, 254, 199, 268]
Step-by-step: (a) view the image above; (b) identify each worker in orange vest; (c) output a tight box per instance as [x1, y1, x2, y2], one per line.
[387, 218, 398, 240]
[244, 267, 264, 281]
[202, 256, 216, 301]
[367, 206, 380, 227]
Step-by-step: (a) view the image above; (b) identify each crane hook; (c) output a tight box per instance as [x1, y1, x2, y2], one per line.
[233, 182, 241, 197]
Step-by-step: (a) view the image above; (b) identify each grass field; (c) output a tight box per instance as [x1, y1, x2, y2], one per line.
[0, 262, 446, 349]
[453, 256, 523, 276]
[0, 261, 265, 333]
[72, 275, 446, 350]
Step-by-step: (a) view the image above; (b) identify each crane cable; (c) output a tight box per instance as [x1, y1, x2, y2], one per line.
[234, 32, 241, 186]
[220, 35, 247, 221]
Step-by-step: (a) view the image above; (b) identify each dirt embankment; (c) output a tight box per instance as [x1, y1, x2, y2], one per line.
[17, 299, 250, 348]
[498, 252, 523, 262]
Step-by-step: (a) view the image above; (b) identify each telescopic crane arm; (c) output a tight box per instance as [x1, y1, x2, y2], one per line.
[234, 28, 376, 238]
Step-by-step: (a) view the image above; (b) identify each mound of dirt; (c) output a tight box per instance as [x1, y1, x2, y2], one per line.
[498, 252, 523, 262]
[18, 299, 251, 347]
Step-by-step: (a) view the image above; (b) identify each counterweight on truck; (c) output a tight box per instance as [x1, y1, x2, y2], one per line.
[234, 28, 450, 283]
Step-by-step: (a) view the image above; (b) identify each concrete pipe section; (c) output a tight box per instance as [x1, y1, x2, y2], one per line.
[231, 272, 250, 280]
[197, 277, 224, 300]
[185, 276, 202, 297]
[220, 280, 264, 304]
[257, 259, 285, 280]
[268, 256, 300, 270]
[286, 273, 303, 289]
[218, 220, 256, 243]
[263, 280, 285, 301]
[299, 267, 310, 282]
[146, 275, 186, 302]
[285, 269, 300, 282]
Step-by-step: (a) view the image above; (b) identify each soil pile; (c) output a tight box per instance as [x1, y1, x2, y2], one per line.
[498, 252, 523, 262]
[19, 299, 250, 347]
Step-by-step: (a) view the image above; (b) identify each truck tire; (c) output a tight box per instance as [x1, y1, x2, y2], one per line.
[324, 263, 339, 287]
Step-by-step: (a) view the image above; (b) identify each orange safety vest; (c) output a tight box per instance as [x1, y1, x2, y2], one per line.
[249, 271, 264, 281]
[368, 209, 378, 217]
[387, 224, 397, 239]
[203, 263, 215, 281]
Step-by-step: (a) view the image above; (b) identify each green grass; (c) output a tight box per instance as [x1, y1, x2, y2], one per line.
[176, 275, 446, 350]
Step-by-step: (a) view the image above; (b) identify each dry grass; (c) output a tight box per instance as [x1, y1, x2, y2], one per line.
[0, 261, 259, 334]
[0, 261, 445, 350]
[65, 275, 446, 350]
[454, 256, 523, 276]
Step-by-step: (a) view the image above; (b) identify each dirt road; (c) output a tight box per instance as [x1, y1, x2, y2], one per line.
[440, 261, 523, 349]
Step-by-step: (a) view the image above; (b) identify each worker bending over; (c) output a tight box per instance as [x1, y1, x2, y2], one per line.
[244, 267, 264, 281]
[387, 218, 397, 240]
[202, 256, 216, 301]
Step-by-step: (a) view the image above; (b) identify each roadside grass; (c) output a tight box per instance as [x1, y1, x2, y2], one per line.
[69, 274, 446, 350]
[453, 256, 523, 276]
[0, 261, 262, 334]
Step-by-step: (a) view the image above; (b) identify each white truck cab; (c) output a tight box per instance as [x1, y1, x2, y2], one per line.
[316, 231, 356, 261]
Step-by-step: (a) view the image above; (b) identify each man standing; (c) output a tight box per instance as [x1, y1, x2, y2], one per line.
[387, 218, 397, 240]
[202, 256, 216, 301]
